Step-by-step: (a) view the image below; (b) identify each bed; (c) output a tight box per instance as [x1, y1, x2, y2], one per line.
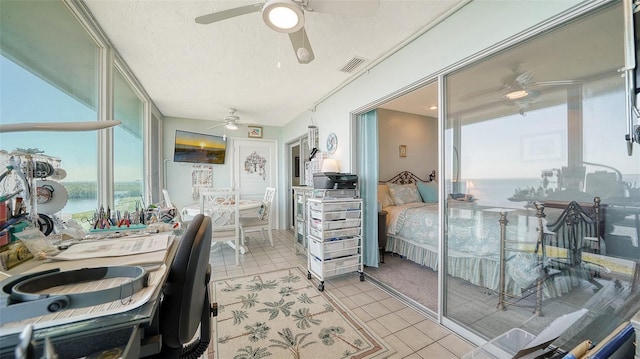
[379, 171, 596, 301]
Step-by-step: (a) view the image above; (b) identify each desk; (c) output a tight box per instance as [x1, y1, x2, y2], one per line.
[182, 199, 263, 254]
[0, 232, 179, 358]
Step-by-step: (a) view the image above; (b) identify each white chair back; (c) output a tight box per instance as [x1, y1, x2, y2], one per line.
[162, 189, 173, 207]
[199, 190, 241, 264]
[260, 187, 276, 221]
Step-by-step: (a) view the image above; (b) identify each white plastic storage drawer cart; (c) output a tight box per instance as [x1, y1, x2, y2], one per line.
[306, 198, 364, 291]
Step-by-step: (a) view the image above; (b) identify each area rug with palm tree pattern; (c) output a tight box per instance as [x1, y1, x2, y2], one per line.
[210, 267, 392, 359]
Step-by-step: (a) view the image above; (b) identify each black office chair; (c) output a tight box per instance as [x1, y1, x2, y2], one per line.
[153, 214, 215, 358]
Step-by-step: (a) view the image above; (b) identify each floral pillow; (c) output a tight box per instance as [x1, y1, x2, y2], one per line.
[386, 182, 422, 205]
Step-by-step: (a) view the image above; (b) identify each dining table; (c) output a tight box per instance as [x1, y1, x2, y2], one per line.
[181, 199, 263, 254]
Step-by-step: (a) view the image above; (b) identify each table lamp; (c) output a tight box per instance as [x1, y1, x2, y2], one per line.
[321, 158, 339, 173]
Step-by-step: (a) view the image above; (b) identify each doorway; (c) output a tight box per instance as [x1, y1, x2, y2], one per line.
[286, 134, 310, 231]
[362, 81, 440, 314]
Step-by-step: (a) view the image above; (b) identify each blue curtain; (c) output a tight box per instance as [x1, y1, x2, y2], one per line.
[358, 110, 380, 267]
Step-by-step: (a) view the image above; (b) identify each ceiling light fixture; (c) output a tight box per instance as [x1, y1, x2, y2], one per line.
[505, 90, 529, 100]
[262, 0, 304, 33]
[429, 105, 437, 110]
[225, 122, 238, 130]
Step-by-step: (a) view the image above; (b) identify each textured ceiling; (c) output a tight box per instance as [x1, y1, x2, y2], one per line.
[82, 0, 465, 127]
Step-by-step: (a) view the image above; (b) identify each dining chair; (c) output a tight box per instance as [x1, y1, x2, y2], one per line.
[239, 187, 276, 247]
[162, 188, 174, 208]
[200, 189, 240, 265]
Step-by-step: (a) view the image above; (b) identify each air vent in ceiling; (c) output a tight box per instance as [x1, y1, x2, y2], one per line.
[338, 56, 367, 73]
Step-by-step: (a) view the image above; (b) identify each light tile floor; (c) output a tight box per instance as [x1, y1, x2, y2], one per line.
[209, 229, 476, 359]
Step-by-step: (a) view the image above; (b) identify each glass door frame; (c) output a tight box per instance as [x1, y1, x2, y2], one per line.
[351, 0, 618, 345]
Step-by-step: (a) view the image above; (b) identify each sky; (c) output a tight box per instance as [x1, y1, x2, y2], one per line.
[1, 55, 142, 182]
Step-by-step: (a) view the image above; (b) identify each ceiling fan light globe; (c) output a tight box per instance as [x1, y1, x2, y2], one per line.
[262, 0, 304, 33]
[269, 8, 298, 28]
[226, 123, 239, 130]
[505, 90, 528, 100]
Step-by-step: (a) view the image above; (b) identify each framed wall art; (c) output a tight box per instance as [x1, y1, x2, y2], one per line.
[399, 145, 407, 157]
[248, 126, 263, 138]
[521, 132, 563, 161]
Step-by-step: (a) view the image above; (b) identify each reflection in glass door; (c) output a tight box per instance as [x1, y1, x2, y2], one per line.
[443, 2, 640, 350]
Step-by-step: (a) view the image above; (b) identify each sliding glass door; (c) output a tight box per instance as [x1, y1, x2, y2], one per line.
[443, 2, 640, 349]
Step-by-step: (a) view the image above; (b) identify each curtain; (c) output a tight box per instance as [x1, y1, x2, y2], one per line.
[359, 109, 380, 267]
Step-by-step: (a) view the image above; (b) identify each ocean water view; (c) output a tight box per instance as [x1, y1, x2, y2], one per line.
[60, 198, 98, 215]
[462, 174, 640, 209]
[466, 177, 541, 209]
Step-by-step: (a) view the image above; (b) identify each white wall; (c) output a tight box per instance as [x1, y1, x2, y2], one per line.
[163, 116, 282, 212]
[378, 109, 437, 181]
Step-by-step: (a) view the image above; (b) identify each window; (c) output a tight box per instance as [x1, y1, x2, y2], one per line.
[0, 0, 99, 219]
[113, 68, 144, 211]
[0, 1, 157, 229]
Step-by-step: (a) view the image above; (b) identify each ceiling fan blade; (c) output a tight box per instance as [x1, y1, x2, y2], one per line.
[195, 3, 263, 25]
[533, 80, 581, 87]
[459, 85, 506, 102]
[207, 121, 246, 130]
[306, 0, 379, 16]
[206, 123, 226, 130]
[289, 27, 314, 64]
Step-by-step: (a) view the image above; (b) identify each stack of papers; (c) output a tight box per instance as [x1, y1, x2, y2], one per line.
[53, 233, 169, 261]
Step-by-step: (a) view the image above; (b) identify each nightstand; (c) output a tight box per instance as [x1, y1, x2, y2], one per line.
[378, 211, 388, 263]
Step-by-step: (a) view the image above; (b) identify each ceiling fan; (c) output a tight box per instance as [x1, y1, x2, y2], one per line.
[194, 0, 379, 64]
[459, 65, 578, 103]
[495, 95, 543, 116]
[207, 108, 245, 132]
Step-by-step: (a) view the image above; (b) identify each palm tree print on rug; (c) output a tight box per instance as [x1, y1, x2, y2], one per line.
[210, 267, 393, 359]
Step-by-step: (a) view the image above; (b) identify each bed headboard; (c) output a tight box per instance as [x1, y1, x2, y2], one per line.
[381, 170, 436, 184]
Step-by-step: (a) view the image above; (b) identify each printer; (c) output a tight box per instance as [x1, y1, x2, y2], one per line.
[313, 172, 358, 189]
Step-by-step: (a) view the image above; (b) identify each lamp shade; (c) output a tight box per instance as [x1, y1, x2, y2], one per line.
[321, 158, 339, 173]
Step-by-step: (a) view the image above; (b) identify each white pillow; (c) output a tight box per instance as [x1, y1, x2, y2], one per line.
[377, 184, 395, 208]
